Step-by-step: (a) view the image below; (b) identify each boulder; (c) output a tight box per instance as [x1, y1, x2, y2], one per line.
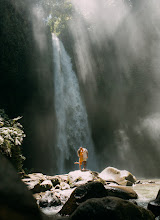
[59, 181, 138, 216]
[23, 179, 53, 194]
[39, 191, 61, 208]
[56, 174, 68, 183]
[0, 153, 43, 220]
[59, 181, 107, 216]
[54, 188, 75, 205]
[105, 185, 138, 200]
[40, 180, 53, 191]
[99, 167, 136, 186]
[67, 170, 93, 187]
[22, 178, 40, 191]
[47, 176, 61, 187]
[148, 189, 160, 217]
[69, 196, 155, 220]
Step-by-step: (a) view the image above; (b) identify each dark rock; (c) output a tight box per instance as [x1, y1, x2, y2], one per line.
[31, 180, 52, 194]
[0, 153, 43, 220]
[69, 196, 155, 220]
[105, 185, 138, 200]
[148, 189, 160, 217]
[55, 184, 61, 189]
[59, 181, 138, 216]
[135, 180, 141, 184]
[59, 181, 107, 216]
[39, 191, 61, 208]
[148, 181, 155, 184]
[106, 180, 119, 185]
[31, 183, 46, 194]
[50, 177, 61, 187]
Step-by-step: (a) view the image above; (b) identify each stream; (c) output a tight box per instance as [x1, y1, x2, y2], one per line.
[41, 179, 160, 217]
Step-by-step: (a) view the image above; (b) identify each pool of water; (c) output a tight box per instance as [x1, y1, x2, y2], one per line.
[41, 179, 160, 217]
[133, 179, 160, 208]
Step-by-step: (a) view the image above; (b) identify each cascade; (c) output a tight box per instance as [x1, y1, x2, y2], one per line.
[52, 34, 97, 174]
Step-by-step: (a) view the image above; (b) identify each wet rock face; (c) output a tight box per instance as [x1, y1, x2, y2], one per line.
[59, 181, 107, 216]
[69, 197, 155, 220]
[105, 185, 138, 200]
[59, 180, 138, 217]
[0, 153, 43, 220]
[148, 189, 160, 217]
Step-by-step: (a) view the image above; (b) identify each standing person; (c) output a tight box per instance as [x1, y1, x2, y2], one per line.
[76, 147, 88, 171]
[77, 147, 84, 170]
[82, 147, 88, 170]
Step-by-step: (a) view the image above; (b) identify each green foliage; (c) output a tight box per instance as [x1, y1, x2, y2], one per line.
[37, 0, 73, 35]
[0, 110, 26, 171]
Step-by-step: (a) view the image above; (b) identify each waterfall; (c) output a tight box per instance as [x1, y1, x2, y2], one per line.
[52, 34, 97, 174]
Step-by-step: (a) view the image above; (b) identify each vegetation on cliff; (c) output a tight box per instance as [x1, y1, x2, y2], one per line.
[0, 109, 26, 171]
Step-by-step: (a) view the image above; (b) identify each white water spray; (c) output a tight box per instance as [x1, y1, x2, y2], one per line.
[52, 34, 97, 174]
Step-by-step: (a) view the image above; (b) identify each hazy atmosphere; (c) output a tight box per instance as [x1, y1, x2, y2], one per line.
[2, 0, 160, 219]
[1, 0, 160, 178]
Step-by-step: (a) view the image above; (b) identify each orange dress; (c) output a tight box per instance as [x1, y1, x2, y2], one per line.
[79, 149, 83, 165]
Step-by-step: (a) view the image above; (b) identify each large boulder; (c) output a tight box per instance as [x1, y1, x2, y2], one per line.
[59, 181, 107, 216]
[67, 170, 94, 187]
[59, 181, 138, 216]
[69, 197, 155, 220]
[105, 185, 138, 200]
[99, 167, 136, 186]
[148, 189, 160, 217]
[0, 153, 44, 220]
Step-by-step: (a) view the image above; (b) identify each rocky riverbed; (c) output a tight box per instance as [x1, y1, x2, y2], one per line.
[21, 167, 160, 219]
[0, 152, 159, 220]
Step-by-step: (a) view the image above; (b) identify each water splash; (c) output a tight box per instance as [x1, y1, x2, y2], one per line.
[52, 34, 97, 174]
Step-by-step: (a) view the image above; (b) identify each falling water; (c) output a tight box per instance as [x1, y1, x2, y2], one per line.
[52, 34, 97, 174]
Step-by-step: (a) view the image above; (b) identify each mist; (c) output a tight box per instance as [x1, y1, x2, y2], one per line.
[5, 0, 57, 174]
[69, 0, 160, 177]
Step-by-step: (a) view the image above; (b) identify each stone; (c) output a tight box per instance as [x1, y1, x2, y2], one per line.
[56, 174, 68, 183]
[55, 188, 75, 205]
[40, 180, 53, 190]
[55, 184, 61, 190]
[26, 173, 47, 181]
[105, 185, 138, 200]
[22, 179, 40, 191]
[39, 191, 61, 208]
[59, 181, 107, 216]
[60, 182, 70, 190]
[47, 177, 61, 187]
[67, 170, 94, 187]
[148, 189, 160, 217]
[59, 180, 138, 217]
[23, 179, 53, 194]
[99, 167, 136, 186]
[69, 196, 155, 220]
[0, 153, 44, 220]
